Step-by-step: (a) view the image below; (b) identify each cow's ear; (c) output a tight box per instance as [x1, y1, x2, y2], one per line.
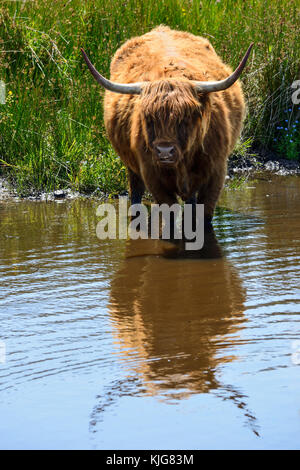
[197, 91, 212, 112]
[199, 95, 212, 138]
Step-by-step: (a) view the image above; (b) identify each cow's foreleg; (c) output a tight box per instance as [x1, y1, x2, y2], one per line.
[197, 168, 226, 227]
[128, 169, 145, 205]
[140, 168, 178, 239]
[184, 195, 197, 232]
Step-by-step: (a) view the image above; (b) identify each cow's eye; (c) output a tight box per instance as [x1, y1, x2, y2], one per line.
[146, 119, 155, 143]
[178, 120, 188, 145]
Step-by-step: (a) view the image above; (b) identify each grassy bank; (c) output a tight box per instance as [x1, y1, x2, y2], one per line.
[0, 0, 299, 195]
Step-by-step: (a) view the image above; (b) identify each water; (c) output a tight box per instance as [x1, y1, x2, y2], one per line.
[0, 175, 299, 450]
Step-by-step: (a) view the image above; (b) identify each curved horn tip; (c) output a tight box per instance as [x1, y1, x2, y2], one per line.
[246, 42, 254, 56]
[80, 48, 89, 59]
[194, 42, 254, 93]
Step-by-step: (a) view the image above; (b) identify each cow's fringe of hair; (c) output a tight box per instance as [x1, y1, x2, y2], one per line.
[141, 80, 203, 122]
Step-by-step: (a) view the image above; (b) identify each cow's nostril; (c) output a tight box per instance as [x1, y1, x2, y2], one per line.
[156, 145, 175, 157]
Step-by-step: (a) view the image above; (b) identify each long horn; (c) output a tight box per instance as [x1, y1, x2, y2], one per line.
[193, 43, 253, 93]
[81, 48, 143, 95]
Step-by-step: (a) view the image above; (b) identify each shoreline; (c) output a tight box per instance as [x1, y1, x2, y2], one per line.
[1, 156, 300, 202]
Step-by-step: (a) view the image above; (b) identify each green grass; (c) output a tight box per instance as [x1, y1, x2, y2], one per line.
[0, 0, 299, 195]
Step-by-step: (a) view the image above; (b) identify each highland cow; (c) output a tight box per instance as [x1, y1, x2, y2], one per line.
[82, 26, 252, 223]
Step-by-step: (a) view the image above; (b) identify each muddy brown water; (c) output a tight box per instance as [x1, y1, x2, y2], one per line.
[0, 175, 300, 450]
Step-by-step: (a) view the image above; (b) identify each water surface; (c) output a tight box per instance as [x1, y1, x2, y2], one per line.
[0, 175, 300, 449]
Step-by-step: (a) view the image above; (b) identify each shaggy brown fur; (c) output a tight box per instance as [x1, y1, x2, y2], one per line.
[104, 26, 246, 217]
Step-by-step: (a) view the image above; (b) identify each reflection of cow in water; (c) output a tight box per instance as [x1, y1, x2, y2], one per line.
[90, 234, 260, 437]
[108, 234, 246, 397]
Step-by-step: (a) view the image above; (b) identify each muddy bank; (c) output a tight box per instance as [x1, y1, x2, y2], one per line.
[0, 178, 12, 201]
[0, 177, 83, 202]
[228, 151, 300, 177]
[1, 156, 300, 201]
